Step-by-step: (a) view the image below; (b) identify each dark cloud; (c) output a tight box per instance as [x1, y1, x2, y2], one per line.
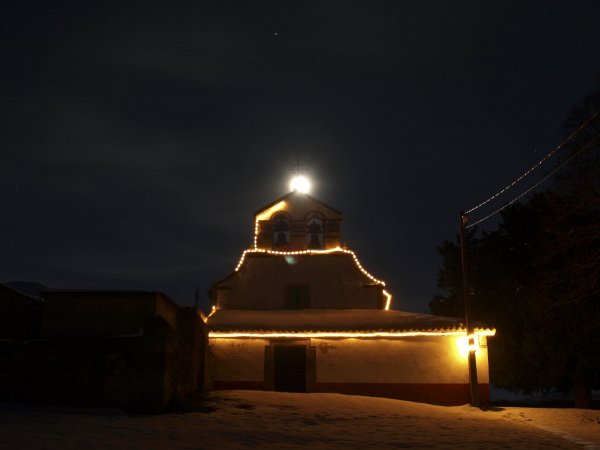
[2, 1, 600, 312]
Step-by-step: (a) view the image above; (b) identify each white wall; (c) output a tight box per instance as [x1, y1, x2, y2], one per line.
[210, 338, 268, 382]
[477, 336, 490, 384]
[313, 336, 489, 384]
[209, 335, 490, 384]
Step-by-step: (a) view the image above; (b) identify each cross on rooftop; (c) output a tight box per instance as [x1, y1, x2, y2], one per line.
[288, 160, 308, 176]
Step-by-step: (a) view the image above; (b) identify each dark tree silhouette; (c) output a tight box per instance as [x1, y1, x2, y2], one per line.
[431, 84, 600, 408]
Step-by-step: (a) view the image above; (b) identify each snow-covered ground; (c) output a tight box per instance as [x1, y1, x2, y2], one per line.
[1, 391, 599, 449]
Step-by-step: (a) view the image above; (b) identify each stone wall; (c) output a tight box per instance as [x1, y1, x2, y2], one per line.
[213, 253, 384, 310]
[41, 290, 179, 338]
[0, 291, 208, 412]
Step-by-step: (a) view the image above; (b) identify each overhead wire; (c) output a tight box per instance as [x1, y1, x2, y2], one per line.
[466, 136, 598, 229]
[465, 110, 600, 215]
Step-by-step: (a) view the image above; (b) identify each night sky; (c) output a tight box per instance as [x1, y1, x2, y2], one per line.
[3, 1, 600, 313]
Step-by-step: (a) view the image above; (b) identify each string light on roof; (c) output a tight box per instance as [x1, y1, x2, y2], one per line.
[208, 329, 496, 339]
[234, 247, 388, 287]
[202, 305, 218, 324]
[383, 290, 392, 311]
[253, 200, 287, 248]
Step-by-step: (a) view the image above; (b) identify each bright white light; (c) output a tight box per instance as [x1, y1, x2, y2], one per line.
[290, 175, 311, 193]
[457, 334, 480, 357]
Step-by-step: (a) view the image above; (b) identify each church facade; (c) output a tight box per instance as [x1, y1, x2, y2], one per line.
[207, 190, 494, 405]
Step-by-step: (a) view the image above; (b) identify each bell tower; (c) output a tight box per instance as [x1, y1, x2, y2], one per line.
[253, 191, 342, 251]
[209, 184, 391, 311]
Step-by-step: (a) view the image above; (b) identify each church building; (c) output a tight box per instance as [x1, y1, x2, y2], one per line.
[207, 187, 494, 405]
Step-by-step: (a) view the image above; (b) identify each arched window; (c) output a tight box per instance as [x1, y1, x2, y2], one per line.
[273, 215, 290, 247]
[306, 218, 324, 249]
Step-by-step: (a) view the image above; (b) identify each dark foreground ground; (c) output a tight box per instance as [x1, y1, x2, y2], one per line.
[1, 391, 599, 449]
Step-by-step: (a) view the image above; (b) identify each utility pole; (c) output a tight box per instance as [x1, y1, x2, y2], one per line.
[459, 211, 480, 408]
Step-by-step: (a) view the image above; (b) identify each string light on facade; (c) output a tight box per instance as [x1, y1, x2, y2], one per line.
[234, 247, 387, 287]
[208, 305, 217, 318]
[253, 201, 287, 248]
[383, 290, 392, 311]
[202, 305, 218, 324]
[239, 191, 393, 309]
[209, 329, 495, 339]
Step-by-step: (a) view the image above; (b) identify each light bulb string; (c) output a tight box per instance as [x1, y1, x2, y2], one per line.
[465, 110, 600, 215]
[466, 136, 598, 229]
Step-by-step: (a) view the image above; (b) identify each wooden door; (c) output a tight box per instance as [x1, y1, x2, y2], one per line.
[273, 345, 306, 392]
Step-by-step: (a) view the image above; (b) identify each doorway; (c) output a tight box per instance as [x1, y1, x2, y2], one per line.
[273, 345, 306, 392]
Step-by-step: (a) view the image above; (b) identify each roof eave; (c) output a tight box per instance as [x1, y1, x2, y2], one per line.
[253, 191, 343, 217]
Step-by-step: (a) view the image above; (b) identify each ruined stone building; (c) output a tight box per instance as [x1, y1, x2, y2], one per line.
[0, 285, 207, 412]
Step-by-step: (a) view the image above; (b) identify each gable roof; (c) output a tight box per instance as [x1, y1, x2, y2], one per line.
[0, 282, 43, 302]
[254, 191, 342, 217]
[207, 309, 494, 334]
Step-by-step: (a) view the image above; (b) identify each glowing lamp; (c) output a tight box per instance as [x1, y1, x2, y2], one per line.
[468, 335, 479, 352]
[290, 175, 311, 193]
[457, 334, 480, 357]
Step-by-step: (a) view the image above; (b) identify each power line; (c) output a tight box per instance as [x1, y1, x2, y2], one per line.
[465, 110, 600, 215]
[466, 137, 597, 229]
